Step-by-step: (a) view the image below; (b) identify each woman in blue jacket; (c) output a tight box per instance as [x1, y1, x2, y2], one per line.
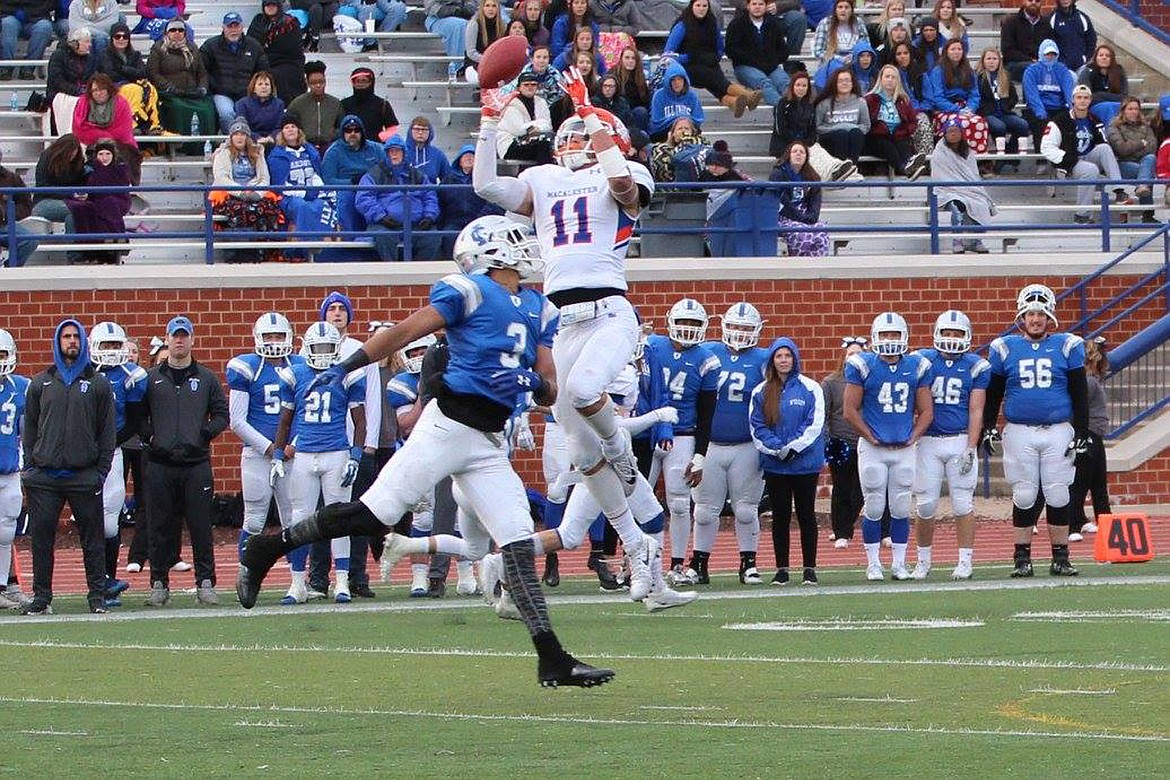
[749, 337, 826, 585]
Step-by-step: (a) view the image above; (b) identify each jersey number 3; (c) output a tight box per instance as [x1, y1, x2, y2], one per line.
[551, 196, 592, 247]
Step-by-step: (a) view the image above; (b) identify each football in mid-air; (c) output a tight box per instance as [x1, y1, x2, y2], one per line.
[477, 36, 530, 91]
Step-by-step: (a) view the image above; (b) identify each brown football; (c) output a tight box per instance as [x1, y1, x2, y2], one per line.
[477, 35, 530, 91]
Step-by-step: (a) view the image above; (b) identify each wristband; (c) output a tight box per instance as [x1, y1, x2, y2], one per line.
[597, 144, 630, 180]
[689, 453, 705, 471]
[581, 109, 604, 134]
[339, 348, 371, 374]
[273, 447, 285, 462]
[349, 446, 363, 461]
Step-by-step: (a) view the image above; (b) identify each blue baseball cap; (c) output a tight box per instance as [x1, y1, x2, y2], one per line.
[166, 316, 194, 336]
[223, 12, 243, 25]
[1161, 94, 1170, 121]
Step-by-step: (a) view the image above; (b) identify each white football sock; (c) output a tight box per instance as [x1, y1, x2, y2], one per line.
[917, 545, 932, 565]
[864, 542, 880, 566]
[958, 547, 974, 566]
[892, 543, 907, 569]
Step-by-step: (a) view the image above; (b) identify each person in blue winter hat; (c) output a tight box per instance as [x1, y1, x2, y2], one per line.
[1022, 38, 1075, 153]
[355, 135, 441, 261]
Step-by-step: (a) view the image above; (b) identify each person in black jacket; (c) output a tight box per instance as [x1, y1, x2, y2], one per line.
[340, 67, 399, 143]
[1000, 0, 1053, 82]
[725, 0, 790, 108]
[22, 319, 116, 615]
[247, 0, 306, 104]
[138, 315, 229, 607]
[200, 12, 270, 132]
[1039, 84, 1127, 224]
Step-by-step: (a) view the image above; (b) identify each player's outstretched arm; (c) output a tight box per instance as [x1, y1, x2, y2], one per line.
[333, 307, 448, 379]
[473, 97, 534, 216]
[563, 66, 641, 212]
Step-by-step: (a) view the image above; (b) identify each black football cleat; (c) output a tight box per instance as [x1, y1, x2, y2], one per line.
[236, 533, 285, 609]
[542, 552, 560, 587]
[587, 552, 622, 592]
[1049, 559, 1079, 577]
[1010, 559, 1034, 578]
[538, 658, 616, 689]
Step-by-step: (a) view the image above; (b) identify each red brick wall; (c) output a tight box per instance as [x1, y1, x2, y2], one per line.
[4, 273, 1168, 502]
[1137, 0, 1170, 33]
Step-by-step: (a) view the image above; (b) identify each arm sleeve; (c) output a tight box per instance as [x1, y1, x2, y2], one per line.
[473, 124, 531, 211]
[229, 388, 272, 453]
[1068, 366, 1089, 435]
[693, 388, 716, 457]
[982, 372, 1006, 431]
[619, 411, 664, 437]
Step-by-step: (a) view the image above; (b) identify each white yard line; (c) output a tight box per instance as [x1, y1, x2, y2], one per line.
[0, 695, 1164, 743]
[1027, 687, 1118, 696]
[725, 618, 985, 631]
[834, 696, 919, 703]
[1011, 609, 1170, 622]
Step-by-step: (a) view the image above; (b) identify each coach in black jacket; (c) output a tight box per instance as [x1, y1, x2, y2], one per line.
[22, 319, 116, 615]
[725, 0, 790, 108]
[138, 316, 229, 606]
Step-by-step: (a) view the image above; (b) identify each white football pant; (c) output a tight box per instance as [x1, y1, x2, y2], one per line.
[914, 434, 978, 519]
[101, 448, 125, 539]
[648, 434, 695, 560]
[240, 446, 294, 535]
[693, 441, 764, 553]
[0, 472, 20, 583]
[288, 449, 353, 562]
[857, 439, 917, 520]
[1002, 422, 1075, 510]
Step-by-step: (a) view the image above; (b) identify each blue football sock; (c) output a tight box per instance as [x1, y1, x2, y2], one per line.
[237, 530, 252, 563]
[861, 517, 882, 544]
[890, 517, 910, 545]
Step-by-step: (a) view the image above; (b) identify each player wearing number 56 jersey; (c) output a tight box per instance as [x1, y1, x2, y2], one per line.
[911, 310, 989, 581]
[844, 312, 934, 582]
[0, 330, 29, 610]
[984, 283, 1088, 579]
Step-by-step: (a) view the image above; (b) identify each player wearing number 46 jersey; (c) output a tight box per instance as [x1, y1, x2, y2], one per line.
[983, 283, 1088, 578]
[844, 312, 934, 582]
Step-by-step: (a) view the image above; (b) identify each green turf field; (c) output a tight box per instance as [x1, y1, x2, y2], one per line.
[1, 562, 1168, 778]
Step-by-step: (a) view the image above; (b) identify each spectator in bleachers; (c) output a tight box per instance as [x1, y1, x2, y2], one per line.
[875, 16, 912, 63]
[101, 22, 165, 136]
[1022, 38, 1074, 156]
[1040, 84, 1128, 224]
[725, 0, 790, 109]
[814, 67, 868, 163]
[811, 0, 866, 88]
[553, 25, 606, 74]
[1106, 97, 1157, 222]
[68, 0, 124, 54]
[771, 1, 808, 59]
[355, 135, 442, 261]
[288, 61, 342, 155]
[614, 45, 650, 130]
[0, 150, 37, 267]
[148, 18, 215, 137]
[664, 0, 761, 118]
[849, 38, 877, 93]
[340, 66, 398, 142]
[912, 17, 939, 71]
[48, 27, 100, 135]
[321, 114, 381, 232]
[803, 0, 833, 30]
[32, 134, 86, 263]
[405, 115, 452, 183]
[866, 0, 904, 48]
[1048, 0, 1095, 72]
[132, 0, 186, 40]
[569, 47, 599, 89]
[463, 0, 506, 86]
[931, 0, 967, 54]
[0, 0, 55, 81]
[1001, 0, 1052, 82]
[517, 0, 549, 47]
[648, 59, 704, 140]
[550, 0, 597, 66]
[506, 17, 526, 38]
[66, 137, 131, 263]
[927, 37, 988, 152]
[648, 115, 707, 182]
[495, 69, 554, 163]
[424, 0, 477, 81]
[890, 40, 927, 109]
[439, 143, 501, 257]
[771, 140, 829, 257]
[864, 64, 927, 179]
[1076, 44, 1127, 124]
[593, 73, 648, 150]
[268, 112, 335, 259]
[200, 12, 270, 134]
[248, 0, 306, 103]
[234, 70, 285, 148]
[976, 48, 1028, 174]
[340, 0, 408, 42]
[290, 0, 338, 53]
[930, 117, 993, 254]
[72, 72, 142, 184]
[770, 69, 858, 180]
[209, 117, 285, 261]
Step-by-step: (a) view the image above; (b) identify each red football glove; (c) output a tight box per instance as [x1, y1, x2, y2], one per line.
[564, 66, 593, 116]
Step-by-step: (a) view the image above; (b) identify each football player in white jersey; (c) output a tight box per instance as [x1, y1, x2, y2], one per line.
[473, 67, 659, 580]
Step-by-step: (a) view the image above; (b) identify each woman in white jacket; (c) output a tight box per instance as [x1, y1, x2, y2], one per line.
[495, 69, 554, 164]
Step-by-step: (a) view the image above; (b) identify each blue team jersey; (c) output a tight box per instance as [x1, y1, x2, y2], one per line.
[429, 274, 558, 411]
[0, 374, 29, 474]
[706, 342, 769, 444]
[226, 353, 303, 443]
[386, 371, 420, 412]
[844, 351, 932, 445]
[98, 363, 148, 432]
[915, 349, 991, 437]
[988, 333, 1085, 425]
[645, 335, 720, 432]
[282, 361, 366, 453]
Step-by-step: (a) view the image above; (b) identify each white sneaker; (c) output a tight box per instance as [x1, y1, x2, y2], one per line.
[866, 563, 885, 581]
[379, 532, 411, 577]
[304, 588, 327, 601]
[334, 573, 351, 604]
[1067, 532, 1084, 542]
[951, 561, 973, 580]
[0, 590, 23, 610]
[740, 567, 763, 585]
[409, 569, 428, 597]
[125, 562, 142, 573]
[494, 589, 522, 621]
[171, 560, 192, 572]
[911, 561, 931, 580]
[479, 552, 504, 604]
[645, 586, 696, 612]
[281, 582, 308, 605]
[455, 560, 479, 595]
[891, 565, 913, 581]
[604, 427, 638, 497]
[0, 587, 30, 610]
[627, 537, 655, 602]
[1082, 522, 1098, 533]
[833, 538, 850, 549]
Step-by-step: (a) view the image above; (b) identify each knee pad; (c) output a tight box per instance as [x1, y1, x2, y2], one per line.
[692, 502, 719, 528]
[0, 515, 16, 545]
[242, 516, 267, 536]
[1041, 482, 1070, 510]
[565, 370, 606, 410]
[666, 492, 690, 520]
[862, 491, 887, 520]
[732, 501, 760, 527]
[1012, 504, 1038, 528]
[1012, 482, 1039, 511]
[461, 534, 492, 561]
[567, 434, 604, 474]
[916, 496, 938, 521]
[557, 517, 588, 551]
[951, 490, 974, 518]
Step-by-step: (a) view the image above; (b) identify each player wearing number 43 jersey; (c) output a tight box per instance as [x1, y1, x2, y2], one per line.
[983, 283, 1088, 579]
[844, 312, 934, 582]
[911, 310, 989, 581]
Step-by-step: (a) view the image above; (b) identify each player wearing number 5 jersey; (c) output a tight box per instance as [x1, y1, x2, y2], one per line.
[844, 312, 934, 581]
[473, 67, 657, 582]
[984, 283, 1087, 578]
[911, 310, 989, 581]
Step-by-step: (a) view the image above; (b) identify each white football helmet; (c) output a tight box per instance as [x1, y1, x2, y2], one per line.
[870, 311, 909, 356]
[722, 302, 763, 350]
[0, 328, 16, 375]
[302, 321, 343, 370]
[453, 215, 542, 279]
[89, 321, 130, 367]
[1016, 283, 1059, 328]
[933, 309, 972, 354]
[554, 107, 632, 170]
[397, 333, 438, 374]
[667, 298, 709, 347]
[253, 312, 294, 359]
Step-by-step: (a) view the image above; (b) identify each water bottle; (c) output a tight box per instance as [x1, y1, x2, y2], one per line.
[203, 139, 213, 157]
[190, 113, 200, 136]
[9, 92, 17, 111]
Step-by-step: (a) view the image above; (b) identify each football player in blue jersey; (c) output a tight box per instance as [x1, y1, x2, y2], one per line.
[0, 329, 30, 610]
[271, 322, 366, 604]
[239, 215, 614, 688]
[88, 321, 148, 606]
[645, 298, 721, 585]
[226, 313, 303, 598]
[844, 312, 934, 581]
[911, 310, 989, 580]
[983, 283, 1088, 578]
[694, 303, 769, 584]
